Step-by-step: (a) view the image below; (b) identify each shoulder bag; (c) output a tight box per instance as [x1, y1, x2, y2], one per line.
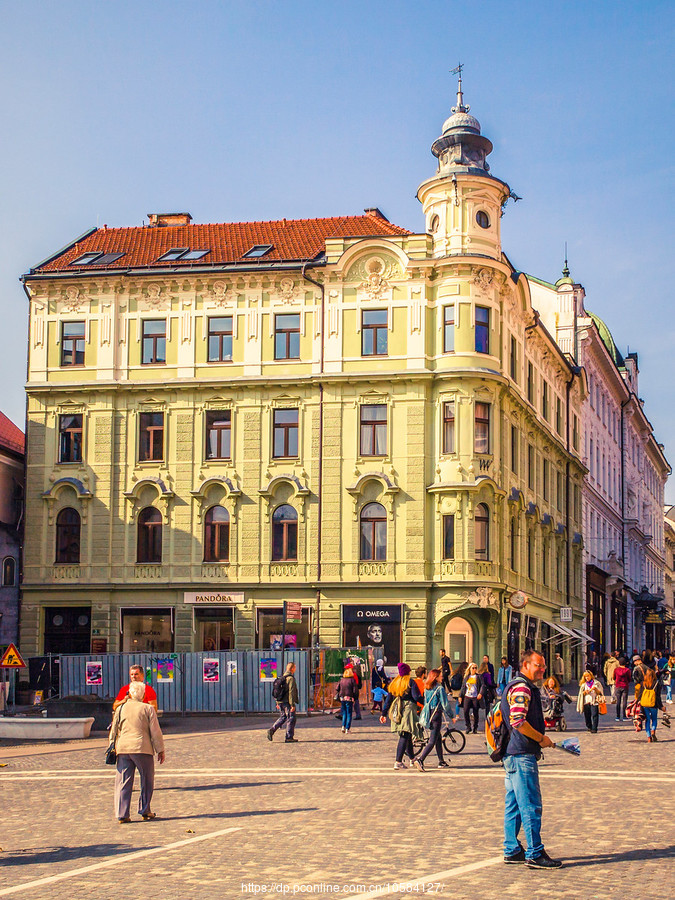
[105, 704, 124, 765]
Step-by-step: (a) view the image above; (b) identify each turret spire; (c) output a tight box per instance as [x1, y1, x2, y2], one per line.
[451, 63, 469, 114]
[562, 242, 570, 278]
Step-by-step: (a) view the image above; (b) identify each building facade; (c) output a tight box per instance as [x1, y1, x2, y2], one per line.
[0, 412, 24, 646]
[20, 81, 586, 672]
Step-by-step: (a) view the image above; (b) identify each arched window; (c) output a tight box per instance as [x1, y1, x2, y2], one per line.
[55, 508, 81, 564]
[475, 503, 490, 561]
[2, 557, 16, 586]
[272, 504, 297, 562]
[360, 502, 387, 561]
[204, 506, 229, 562]
[137, 507, 162, 563]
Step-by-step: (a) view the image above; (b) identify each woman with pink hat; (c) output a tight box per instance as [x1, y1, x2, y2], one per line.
[380, 663, 424, 770]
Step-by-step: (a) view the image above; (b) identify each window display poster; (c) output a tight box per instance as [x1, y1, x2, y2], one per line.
[157, 658, 174, 683]
[270, 634, 297, 650]
[226, 660, 237, 676]
[203, 658, 220, 683]
[85, 661, 103, 686]
[260, 658, 277, 681]
[342, 605, 402, 666]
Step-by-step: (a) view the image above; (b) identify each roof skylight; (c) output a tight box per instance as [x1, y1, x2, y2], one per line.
[157, 248, 210, 262]
[242, 245, 273, 259]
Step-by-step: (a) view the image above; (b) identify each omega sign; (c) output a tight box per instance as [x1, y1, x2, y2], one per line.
[184, 591, 245, 605]
[342, 605, 402, 624]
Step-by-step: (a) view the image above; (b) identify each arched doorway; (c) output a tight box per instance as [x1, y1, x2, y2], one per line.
[444, 616, 474, 667]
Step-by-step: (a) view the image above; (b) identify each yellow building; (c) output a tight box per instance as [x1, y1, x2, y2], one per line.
[20, 78, 585, 673]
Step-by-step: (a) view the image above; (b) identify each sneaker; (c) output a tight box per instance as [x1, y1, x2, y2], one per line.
[284, 737, 298, 743]
[341, 726, 346, 733]
[526, 850, 563, 869]
[437, 760, 450, 768]
[393, 761, 408, 770]
[503, 848, 526, 864]
[615, 717, 620, 721]
[412, 757, 425, 772]
[652, 734, 658, 742]
[346, 729, 350, 734]
[266, 728, 274, 741]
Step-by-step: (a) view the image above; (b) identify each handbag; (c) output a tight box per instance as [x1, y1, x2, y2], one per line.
[598, 700, 607, 715]
[105, 705, 123, 765]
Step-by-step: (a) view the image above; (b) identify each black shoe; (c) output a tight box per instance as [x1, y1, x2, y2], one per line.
[412, 757, 425, 772]
[437, 760, 450, 768]
[526, 850, 563, 869]
[503, 848, 526, 864]
[266, 728, 274, 741]
[473, 728, 479, 734]
[285, 737, 298, 743]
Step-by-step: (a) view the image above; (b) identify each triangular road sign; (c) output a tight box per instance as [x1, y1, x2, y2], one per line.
[0, 643, 26, 668]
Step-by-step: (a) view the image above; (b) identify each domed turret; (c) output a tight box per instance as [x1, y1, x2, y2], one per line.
[431, 70, 494, 176]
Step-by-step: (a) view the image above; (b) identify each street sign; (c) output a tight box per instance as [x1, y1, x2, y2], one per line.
[0, 643, 26, 668]
[285, 601, 303, 624]
[559, 607, 573, 622]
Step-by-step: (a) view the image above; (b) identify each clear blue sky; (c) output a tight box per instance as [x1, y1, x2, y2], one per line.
[1, 1, 674, 498]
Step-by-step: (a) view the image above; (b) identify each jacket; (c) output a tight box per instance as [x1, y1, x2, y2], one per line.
[422, 685, 455, 723]
[382, 678, 423, 737]
[114, 699, 165, 756]
[604, 657, 619, 683]
[459, 673, 484, 701]
[371, 666, 389, 690]
[497, 665, 513, 686]
[336, 676, 358, 702]
[613, 666, 631, 690]
[284, 673, 299, 707]
[501, 675, 545, 758]
[576, 679, 603, 713]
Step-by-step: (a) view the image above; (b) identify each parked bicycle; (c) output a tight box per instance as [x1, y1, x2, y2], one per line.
[413, 724, 466, 756]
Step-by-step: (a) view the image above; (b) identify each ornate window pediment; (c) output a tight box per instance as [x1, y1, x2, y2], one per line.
[259, 474, 310, 521]
[191, 476, 241, 522]
[124, 477, 174, 522]
[42, 477, 93, 525]
[347, 471, 399, 521]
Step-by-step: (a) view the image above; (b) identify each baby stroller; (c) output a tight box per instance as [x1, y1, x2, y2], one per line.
[543, 692, 572, 731]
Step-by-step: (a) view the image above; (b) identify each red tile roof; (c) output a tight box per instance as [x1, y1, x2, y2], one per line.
[31, 215, 411, 274]
[0, 413, 24, 456]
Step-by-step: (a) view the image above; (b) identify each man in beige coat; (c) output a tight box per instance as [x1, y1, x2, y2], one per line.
[114, 681, 166, 823]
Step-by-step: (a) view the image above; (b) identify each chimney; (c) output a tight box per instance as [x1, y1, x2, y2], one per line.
[364, 207, 389, 221]
[147, 212, 192, 227]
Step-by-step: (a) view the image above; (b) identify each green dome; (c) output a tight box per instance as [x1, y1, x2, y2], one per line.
[587, 311, 624, 367]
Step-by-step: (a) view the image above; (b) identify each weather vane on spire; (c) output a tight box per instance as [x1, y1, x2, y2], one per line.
[450, 63, 469, 114]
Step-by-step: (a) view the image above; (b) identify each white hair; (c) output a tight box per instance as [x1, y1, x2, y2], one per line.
[128, 681, 145, 701]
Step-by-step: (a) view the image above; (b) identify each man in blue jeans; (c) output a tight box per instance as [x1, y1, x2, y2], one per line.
[501, 649, 562, 869]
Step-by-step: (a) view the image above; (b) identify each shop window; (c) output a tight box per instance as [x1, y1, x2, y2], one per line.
[59, 414, 83, 463]
[359, 404, 387, 457]
[475, 306, 489, 354]
[2, 557, 16, 586]
[360, 502, 387, 561]
[443, 305, 455, 353]
[204, 506, 229, 562]
[121, 607, 173, 653]
[274, 314, 300, 360]
[361, 310, 388, 356]
[196, 607, 234, 651]
[442, 401, 455, 454]
[206, 410, 231, 459]
[139, 412, 164, 462]
[273, 408, 299, 458]
[137, 507, 162, 563]
[141, 320, 166, 365]
[474, 403, 490, 454]
[272, 504, 297, 561]
[257, 607, 311, 650]
[475, 503, 490, 561]
[55, 507, 80, 564]
[208, 316, 233, 362]
[44, 606, 91, 654]
[443, 514, 455, 560]
[61, 321, 85, 367]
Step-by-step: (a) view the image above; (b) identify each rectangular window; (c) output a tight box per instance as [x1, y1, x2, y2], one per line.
[206, 410, 231, 460]
[139, 412, 164, 461]
[572, 414, 579, 451]
[58, 414, 83, 463]
[274, 314, 300, 360]
[272, 408, 299, 458]
[542, 381, 549, 420]
[360, 404, 387, 457]
[527, 532, 533, 579]
[474, 402, 490, 454]
[442, 401, 455, 454]
[510, 335, 517, 381]
[141, 320, 166, 365]
[542, 541, 548, 585]
[61, 321, 86, 367]
[511, 425, 518, 474]
[442, 515, 455, 560]
[361, 309, 388, 356]
[556, 397, 563, 435]
[557, 469, 563, 511]
[527, 362, 534, 405]
[475, 306, 490, 354]
[443, 305, 455, 353]
[543, 458, 549, 502]
[207, 317, 233, 362]
[528, 444, 535, 490]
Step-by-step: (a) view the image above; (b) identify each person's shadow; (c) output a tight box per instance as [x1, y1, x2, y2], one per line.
[564, 845, 675, 867]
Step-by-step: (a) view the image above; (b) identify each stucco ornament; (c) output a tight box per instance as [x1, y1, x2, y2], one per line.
[209, 281, 229, 307]
[276, 277, 302, 305]
[472, 267, 494, 296]
[462, 586, 499, 609]
[143, 283, 168, 309]
[60, 286, 86, 313]
[351, 255, 401, 300]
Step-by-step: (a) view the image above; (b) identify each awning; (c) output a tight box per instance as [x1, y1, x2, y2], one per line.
[541, 621, 580, 644]
[569, 626, 595, 643]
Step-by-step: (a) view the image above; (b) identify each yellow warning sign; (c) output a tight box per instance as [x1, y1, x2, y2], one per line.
[0, 643, 26, 668]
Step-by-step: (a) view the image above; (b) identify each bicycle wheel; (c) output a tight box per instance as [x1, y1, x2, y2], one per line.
[442, 728, 466, 754]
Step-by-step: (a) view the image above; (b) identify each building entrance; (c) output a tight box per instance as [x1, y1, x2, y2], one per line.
[444, 616, 473, 667]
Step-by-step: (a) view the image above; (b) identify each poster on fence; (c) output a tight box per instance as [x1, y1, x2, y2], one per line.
[203, 658, 220, 683]
[227, 660, 237, 676]
[157, 658, 174, 683]
[85, 661, 103, 686]
[259, 658, 277, 681]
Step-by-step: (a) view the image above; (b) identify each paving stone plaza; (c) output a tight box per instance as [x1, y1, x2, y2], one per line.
[0, 700, 673, 900]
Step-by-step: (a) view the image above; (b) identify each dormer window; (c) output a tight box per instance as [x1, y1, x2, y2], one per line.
[70, 251, 124, 266]
[157, 248, 210, 262]
[242, 245, 273, 259]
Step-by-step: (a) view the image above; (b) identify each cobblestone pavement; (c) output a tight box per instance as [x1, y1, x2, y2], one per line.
[0, 698, 673, 900]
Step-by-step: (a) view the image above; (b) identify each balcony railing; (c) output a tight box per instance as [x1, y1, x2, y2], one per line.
[134, 564, 165, 579]
[51, 565, 81, 580]
[359, 562, 390, 577]
[439, 560, 499, 579]
[201, 563, 230, 579]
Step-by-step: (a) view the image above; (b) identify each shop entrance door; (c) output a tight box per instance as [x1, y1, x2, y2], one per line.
[44, 607, 91, 654]
[445, 617, 473, 667]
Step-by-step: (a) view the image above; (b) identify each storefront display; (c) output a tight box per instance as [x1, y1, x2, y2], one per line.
[121, 608, 173, 653]
[342, 605, 401, 666]
[257, 608, 311, 650]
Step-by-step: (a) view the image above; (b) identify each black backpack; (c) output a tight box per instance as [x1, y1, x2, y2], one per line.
[272, 675, 288, 702]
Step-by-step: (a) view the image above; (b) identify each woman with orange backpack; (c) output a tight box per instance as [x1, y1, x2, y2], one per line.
[639, 668, 664, 742]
